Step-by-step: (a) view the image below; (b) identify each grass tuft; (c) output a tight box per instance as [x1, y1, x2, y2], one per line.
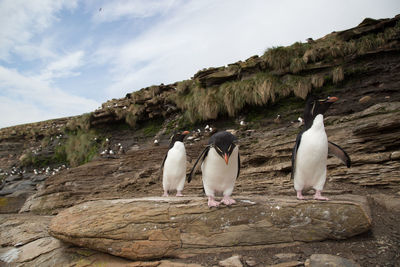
[332, 66, 344, 84]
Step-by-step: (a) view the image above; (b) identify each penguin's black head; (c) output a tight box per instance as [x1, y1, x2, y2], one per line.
[169, 131, 190, 148]
[208, 131, 237, 165]
[304, 95, 338, 129]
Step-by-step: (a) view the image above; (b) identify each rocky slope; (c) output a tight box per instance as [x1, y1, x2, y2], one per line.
[0, 15, 400, 266]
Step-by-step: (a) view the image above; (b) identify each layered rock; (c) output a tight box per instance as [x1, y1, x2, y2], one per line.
[49, 195, 371, 261]
[0, 214, 152, 266]
[18, 99, 400, 215]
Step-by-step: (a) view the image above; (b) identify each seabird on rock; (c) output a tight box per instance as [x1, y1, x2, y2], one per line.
[274, 114, 281, 124]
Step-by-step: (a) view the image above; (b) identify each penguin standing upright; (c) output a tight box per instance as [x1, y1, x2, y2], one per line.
[160, 131, 190, 197]
[292, 95, 351, 200]
[188, 131, 240, 207]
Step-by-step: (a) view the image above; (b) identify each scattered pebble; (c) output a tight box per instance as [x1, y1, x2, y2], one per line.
[219, 255, 243, 267]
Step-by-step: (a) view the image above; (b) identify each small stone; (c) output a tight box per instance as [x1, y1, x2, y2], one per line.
[368, 252, 377, 258]
[274, 253, 299, 262]
[307, 254, 360, 267]
[390, 151, 400, 160]
[359, 95, 372, 104]
[245, 259, 257, 267]
[219, 255, 242, 267]
[269, 261, 303, 267]
[159, 260, 202, 267]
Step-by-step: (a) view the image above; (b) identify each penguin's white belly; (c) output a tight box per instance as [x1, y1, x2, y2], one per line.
[201, 146, 239, 195]
[294, 126, 328, 190]
[163, 142, 186, 190]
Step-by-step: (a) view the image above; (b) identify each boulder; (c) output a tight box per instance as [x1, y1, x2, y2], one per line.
[0, 214, 154, 266]
[0, 190, 33, 213]
[49, 195, 371, 261]
[194, 65, 240, 87]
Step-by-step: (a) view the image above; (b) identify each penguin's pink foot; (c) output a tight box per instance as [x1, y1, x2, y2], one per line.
[162, 191, 169, 197]
[207, 196, 220, 207]
[314, 190, 329, 201]
[296, 191, 306, 200]
[221, 196, 236, 205]
[176, 191, 183, 197]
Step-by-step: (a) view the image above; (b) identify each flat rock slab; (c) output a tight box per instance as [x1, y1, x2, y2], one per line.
[49, 195, 371, 261]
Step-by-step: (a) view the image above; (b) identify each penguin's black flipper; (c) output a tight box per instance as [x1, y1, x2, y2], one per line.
[187, 146, 210, 183]
[160, 152, 167, 169]
[291, 132, 303, 179]
[328, 141, 351, 167]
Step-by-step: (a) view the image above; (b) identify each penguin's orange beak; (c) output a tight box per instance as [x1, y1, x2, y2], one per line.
[182, 131, 190, 135]
[224, 153, 229, 165]
[327, 96, 338, 102]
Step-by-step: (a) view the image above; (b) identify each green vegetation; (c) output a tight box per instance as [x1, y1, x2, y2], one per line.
[263, 42, 310, 72]
[21, 151, 61, 168]
[138, 117, 164, 137]
[65, 113, 92, 131]
[21, 130, 104, 168]
[61, 130, 102, 167]
[246, 95, 305, 123]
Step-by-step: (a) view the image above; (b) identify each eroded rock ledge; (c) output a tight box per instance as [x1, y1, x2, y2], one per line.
[49, 195, 371, 261]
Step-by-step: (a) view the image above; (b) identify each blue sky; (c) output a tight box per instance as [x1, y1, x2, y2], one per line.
[0, 0, 399, 128]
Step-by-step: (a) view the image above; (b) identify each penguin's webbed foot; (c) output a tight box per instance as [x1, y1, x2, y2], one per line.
[176, 191, 183, 197]
[313, 190, 329, 201]
[162, 191, 169, 197]
[207, 196, 220, 208]
[296, 190, 306, 200]
[221, 196, 236, 206]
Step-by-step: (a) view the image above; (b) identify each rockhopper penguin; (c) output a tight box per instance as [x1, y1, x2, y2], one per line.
[188, 131, 240, 207]
[291, 95, 351, 200]
[160, 131, 190, 197]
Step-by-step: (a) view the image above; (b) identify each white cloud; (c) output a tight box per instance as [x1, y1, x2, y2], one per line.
[37, 51, 85, 81]
[92, 0, 180, 23]
[13, 37, 57, 61]
[0, 66, 99, 128]
[0, 0, 78, 61]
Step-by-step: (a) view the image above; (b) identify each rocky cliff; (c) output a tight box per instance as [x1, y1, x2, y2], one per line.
[0, 15, 400, 266]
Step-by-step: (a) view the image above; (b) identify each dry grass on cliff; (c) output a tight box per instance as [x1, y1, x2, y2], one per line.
[171, 72, 316, 122]
[263, 42, 309, 72]
[123, 20, 400, 125]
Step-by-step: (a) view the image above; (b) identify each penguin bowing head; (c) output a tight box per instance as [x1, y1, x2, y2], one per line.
[188, 131, 240, 207]
[209, 131, 237, 165]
